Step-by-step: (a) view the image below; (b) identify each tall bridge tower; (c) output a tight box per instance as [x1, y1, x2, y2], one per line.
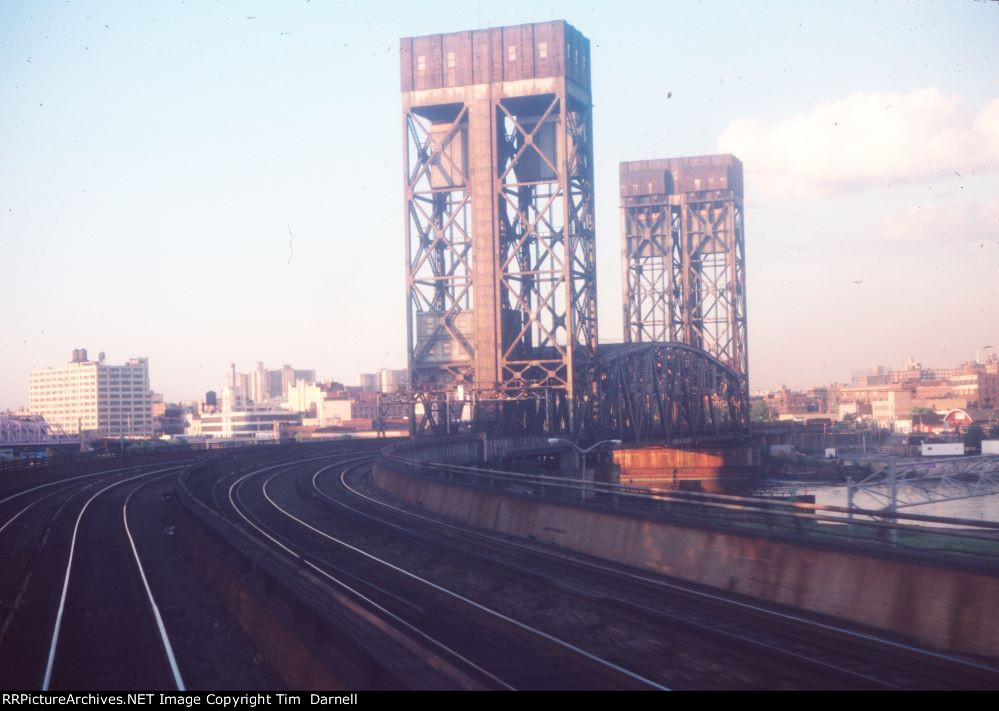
[620, 155, 748, 406]
[401, 21, 598, 435]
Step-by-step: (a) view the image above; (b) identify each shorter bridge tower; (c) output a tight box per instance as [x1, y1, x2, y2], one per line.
[620, 155, 748, 420]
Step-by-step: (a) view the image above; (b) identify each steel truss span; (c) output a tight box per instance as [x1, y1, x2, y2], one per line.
[620, 155, 749, 417]
[402, 21, 597, 437]
[597, 342, 747, 442]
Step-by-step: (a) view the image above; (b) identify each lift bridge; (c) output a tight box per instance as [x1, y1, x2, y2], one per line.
[398, 21, 748, 442]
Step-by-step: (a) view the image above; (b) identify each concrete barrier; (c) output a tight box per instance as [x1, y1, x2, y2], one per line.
[373, 459, 999, 660]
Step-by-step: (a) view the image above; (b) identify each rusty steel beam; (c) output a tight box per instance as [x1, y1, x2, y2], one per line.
[401, 21, 598, 437]
[620, 155, 749, 418]
[597, 342, 747, 443]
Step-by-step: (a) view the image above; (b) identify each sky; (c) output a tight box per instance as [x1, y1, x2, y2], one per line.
[2, 0, 998, 408]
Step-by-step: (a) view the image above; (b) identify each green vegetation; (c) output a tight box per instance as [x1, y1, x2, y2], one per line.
[750, 399, 774, 423]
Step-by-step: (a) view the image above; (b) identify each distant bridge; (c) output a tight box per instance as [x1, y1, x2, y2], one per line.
[0, 415, 73, 448]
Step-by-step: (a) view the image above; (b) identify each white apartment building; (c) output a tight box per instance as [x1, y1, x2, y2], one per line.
[197, 407, 300, 439]
[28, 349, 153, 436]
[285, 381, 355, 427]
[285, 380, 323, 414]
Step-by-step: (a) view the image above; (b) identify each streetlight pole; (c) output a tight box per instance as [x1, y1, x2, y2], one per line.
[547, 438, 623, 499]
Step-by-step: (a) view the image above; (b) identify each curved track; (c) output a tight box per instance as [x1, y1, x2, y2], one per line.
[191, 450, 999, 689]
[289, 455, 999, 690]
[0, 457, 279, 690]
[8, 445, 997, 690]
[330, 460, 999, 690]
[203, 453, 660, 690]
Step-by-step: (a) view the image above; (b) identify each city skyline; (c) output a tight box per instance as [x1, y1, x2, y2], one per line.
[18, 349, 403, 404]
[3, 1, 997, 409]
[18, 344, 996, 410]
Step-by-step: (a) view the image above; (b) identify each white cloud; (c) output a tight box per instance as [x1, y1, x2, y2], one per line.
[717, 89, 999, 200]
[876, 195, 999, 245]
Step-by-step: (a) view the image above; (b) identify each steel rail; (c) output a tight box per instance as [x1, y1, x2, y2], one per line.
[326, 461, 900, 689]
[338, 459, 999, 686]
[0, 464, 154, 537]
[222, 457, 513, 691]
[260, 458, 668, 691]
[122, 473, 188, 691]
[41, 464, 187, 690]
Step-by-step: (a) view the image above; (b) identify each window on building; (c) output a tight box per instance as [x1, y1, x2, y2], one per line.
[416, 55, 426, 72]
[538, 41, 548, 59]
[507, 45, 517, 62]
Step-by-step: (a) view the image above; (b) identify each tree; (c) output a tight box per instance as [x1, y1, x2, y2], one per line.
[750, 399, 773, 423]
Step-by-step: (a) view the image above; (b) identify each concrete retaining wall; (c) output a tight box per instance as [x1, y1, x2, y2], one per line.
[374, 460, 999, 660]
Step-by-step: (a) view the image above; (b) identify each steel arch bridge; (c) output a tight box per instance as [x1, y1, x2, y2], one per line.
[391, 341, 748, 443]
[596, 342, 748, 443]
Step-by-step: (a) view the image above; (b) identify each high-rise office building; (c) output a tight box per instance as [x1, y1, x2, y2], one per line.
[28, 349, 153, 436]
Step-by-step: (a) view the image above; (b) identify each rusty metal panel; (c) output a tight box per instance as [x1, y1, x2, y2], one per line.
[620, 161, 671, 200]
[532, 21, 560, 79]
[410, 35, 434, 91]
[489, 27, 504, 83]
[471, 29, 491, 84]
[400, 37, 413, 92]
[727, 159, 744, 196]
[426, 34, 444, 89]
[674, 161, 730, 193]
[403, 22, 585, 89]
[563, 27, 576, 85]
[562, 24, 590, 90]
[621, 156, 745, 199]
[517, 24, 535, 80]
[496, 25, 531, 82]
[442, 31, 473, 88]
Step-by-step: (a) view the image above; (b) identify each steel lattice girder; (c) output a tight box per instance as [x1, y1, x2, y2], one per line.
[622, 204, 674, 343]
[404, 108, 476, 392]
[619, 156, 749, 420]
[495, 92, 598, 435]
[597, 342, 747, 442]
[848, 456, 999, 511]
[679, 196, 746, 376]
[401, 22, 597, 437]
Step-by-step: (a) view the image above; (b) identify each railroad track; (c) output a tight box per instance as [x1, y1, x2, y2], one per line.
[313, 456, 999, 690]
[15, 445, 989, 690]
[198, 453, 664, 690]
[0, 448, 305, 691]
[0, 463, 189, 689]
